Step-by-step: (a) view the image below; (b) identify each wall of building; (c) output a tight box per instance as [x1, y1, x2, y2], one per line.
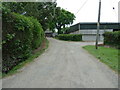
[70, 29, 113, 41]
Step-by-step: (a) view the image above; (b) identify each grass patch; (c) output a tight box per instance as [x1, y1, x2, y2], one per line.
[83, 45, 119, 73]
[2, 38, 49, 78]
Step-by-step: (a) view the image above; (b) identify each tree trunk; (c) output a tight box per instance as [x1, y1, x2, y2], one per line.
[57, 27, 62, 34]
[58, 29, 61, 34]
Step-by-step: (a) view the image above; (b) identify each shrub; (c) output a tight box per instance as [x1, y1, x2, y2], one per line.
[29, 17, 45, 49]
[57, 34, 82, 41]
[2, 8, 45, 73]
[104, 31, 120, 48]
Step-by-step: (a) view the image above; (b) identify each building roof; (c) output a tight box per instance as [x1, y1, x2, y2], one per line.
[66, 22, 120, 33]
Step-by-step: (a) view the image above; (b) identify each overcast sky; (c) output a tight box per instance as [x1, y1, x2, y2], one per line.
[57, 0, 120, 25]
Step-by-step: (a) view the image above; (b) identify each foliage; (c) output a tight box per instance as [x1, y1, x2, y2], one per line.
[2, 39, 49, 78]
[54, 8, 75, 34]
[2, 2, 75, 33]
[2, 2, 57, 31]
[2, 8, 44, 73]
[61, 27, 70, 34]
[103, 31, 120, 48]
[83, 45, 119, 73]
[29, 17, 45, 49]
[57, 34, 82, 41]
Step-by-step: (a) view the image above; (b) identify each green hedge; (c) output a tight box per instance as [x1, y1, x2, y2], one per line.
[29, 17, 45, 49]
[2, 8, 45, 73]
[57, 34, 82, 41]
[104, 31, 120, 48]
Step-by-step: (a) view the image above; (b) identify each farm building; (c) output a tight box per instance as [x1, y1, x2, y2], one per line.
[66, 22, 120, 41]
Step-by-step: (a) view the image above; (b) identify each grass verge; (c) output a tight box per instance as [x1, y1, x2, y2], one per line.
[2, 38, 49, 78]
[83, 45, 119, 73]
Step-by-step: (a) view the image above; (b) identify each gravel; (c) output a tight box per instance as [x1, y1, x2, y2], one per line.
[2, 38, 118, 88]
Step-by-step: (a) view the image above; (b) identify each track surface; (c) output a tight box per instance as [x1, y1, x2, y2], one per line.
[2, 38, 118, 88]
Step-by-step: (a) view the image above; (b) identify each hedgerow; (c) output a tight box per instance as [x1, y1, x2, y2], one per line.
[103, 31, 120, 48]
[2, 8, 45, 73]
[57, 34, 82, 41]
[29, 17, 45, 49]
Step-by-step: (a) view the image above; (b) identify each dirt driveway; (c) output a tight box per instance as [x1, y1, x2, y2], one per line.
[2, 38, 118, 88]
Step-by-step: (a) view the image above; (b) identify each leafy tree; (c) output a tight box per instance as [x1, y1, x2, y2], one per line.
[54, 8, 75, 34]
[36, 2, 57, 31]
[2, 2, 57, 31]
[2, 2, 75, 33]
[61, 27, 70, 34]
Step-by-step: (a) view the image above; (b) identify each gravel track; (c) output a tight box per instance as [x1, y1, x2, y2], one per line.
[2, 38, 118, 88]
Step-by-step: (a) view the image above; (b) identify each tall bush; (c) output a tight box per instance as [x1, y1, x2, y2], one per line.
[29, 17, 44, 49]
[2, 8, 45, 73]
[104, 31, 120, 48]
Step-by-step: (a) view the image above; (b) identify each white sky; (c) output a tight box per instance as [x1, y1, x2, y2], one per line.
[57, 0, 120, 25]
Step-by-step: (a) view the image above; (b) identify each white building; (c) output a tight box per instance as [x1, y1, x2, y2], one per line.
[66, 22, 120, 41]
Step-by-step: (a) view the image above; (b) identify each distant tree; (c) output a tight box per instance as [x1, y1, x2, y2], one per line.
[61, 27, 70, 34]
[54, 8, 75, 34]
[36, 2, 57, 31]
